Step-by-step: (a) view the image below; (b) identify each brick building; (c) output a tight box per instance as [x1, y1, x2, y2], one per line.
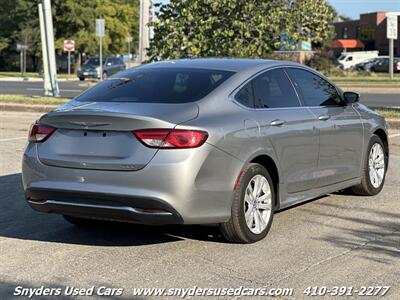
[333, 12, 400, 56]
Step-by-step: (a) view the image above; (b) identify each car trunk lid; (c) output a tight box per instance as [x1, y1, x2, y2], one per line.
[36, 101, 198, 171]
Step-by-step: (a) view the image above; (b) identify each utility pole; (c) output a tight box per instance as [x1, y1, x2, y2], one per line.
[138, 0, 144, 64]
[38, 0, 59, 97]
[96, 19, 105, 80]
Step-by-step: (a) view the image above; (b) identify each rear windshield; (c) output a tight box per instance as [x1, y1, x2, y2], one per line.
[75, 68, 235, 103]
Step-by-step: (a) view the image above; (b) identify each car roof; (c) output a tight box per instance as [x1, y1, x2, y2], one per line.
[140, 58, 302, 72]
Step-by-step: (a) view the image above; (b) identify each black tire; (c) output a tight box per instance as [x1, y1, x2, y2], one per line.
[63, 215, 100, 226]
[78, 76, 85, 81]
[220, 163, 275, 244]
[102, 72, 108, 80]
[352, 134, 387, 196]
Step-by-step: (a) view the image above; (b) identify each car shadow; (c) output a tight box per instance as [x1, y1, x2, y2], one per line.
[299, 201, 400, 264]
[0, 173, 225, 247]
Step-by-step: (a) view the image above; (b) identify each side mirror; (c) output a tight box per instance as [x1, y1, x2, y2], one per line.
[106, 62, 112, 66]
[343, 91, 359, 104]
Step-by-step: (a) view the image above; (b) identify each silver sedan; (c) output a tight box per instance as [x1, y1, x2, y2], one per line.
[22, 59, 389, 243]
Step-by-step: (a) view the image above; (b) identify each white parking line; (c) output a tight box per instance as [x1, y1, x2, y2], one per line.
[389, 133, 400, 138]
[0, 137, 26, 142]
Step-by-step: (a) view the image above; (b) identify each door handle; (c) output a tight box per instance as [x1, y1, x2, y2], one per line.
[270, 119, 285, 126]
[318, 115, 330, 121]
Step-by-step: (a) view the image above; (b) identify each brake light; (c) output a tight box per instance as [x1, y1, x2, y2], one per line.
[133, 129, 208, 149]
[28, 123, 56, 143]
[396, 62, 400, 71]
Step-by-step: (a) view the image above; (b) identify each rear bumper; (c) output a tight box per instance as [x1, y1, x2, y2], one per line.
[26, 188, 183, 225]
[22, 142, 243, 225]
[77, 70, 100, 79]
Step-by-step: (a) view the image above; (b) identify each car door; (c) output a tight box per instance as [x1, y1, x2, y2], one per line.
[375, 58, 389, 72]
[113, 57, 122, 74]
[248, 68, 320, 198]
[117, 58, 126, 72]
[106, 58, 117, 75]
[109, 58, 117, 75]
[286, 68, 364, 187]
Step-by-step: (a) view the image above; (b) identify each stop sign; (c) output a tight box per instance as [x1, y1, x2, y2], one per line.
[63, 39, 75, 52]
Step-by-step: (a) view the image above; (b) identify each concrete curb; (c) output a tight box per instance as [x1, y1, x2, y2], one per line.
[386, 119, 400, 130]
[1, 102, 400, 129]
[338, 86, 400, 94]
[0, 103, 59, 113]
[0, 77, 78, 82]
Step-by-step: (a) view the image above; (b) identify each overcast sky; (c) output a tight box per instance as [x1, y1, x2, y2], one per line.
[155, 0, 400, 20]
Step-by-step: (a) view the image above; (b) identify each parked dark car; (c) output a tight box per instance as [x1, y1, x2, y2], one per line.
[354, 57, 382, 71]
[77, 56, 126, 81]
[370, 57, 400, 73]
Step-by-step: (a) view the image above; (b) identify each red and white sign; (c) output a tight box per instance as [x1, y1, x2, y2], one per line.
[63, 39, 75, 52]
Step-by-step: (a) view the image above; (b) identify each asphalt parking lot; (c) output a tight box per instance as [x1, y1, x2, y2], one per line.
[0, 111, 399, 299]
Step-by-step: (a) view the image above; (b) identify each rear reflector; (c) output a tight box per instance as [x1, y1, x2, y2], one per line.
[133, 129, 208, 149]
[233, 170, 244, 191]
[28, 123, 56, 143]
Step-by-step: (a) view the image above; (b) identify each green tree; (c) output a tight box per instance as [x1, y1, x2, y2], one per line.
[148, 0, 291, 61]
[53, 0, 139, 56]
[0, 0, 139, 71]
[288, 0, 336, 48]
[148, 0, 336, 60]
[0, 0, 41, 70]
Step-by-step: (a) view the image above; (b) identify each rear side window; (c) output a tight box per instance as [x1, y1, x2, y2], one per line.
[287, 68, 341, 107]
[235, 82, 254, 108]
[252, 69, 300, 108]
[76, 68, 234, 103]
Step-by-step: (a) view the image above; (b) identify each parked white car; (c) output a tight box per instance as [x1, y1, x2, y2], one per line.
[337, 51, 379, 69]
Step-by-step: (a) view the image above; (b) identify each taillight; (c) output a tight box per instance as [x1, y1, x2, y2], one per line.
[133, 129, 208, 149]
[28, 123, 56, 143]
[396, 62, 400, 71]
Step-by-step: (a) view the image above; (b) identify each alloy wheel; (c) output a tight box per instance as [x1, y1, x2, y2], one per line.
[244, 174, 272, 234]
[368, 143, 385, 188]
